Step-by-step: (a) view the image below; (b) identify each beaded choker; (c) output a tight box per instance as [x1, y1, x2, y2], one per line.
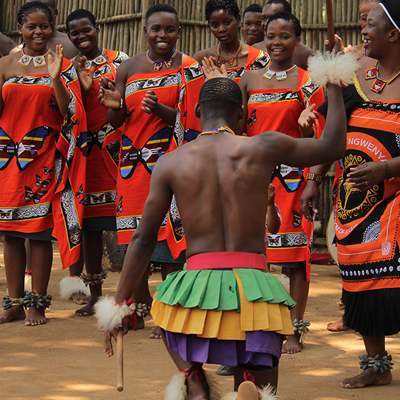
[198, 126, 235, 137]
[79, 48, 107, 71]
[365, 61, 400, 93]
[263, 65, 297, 81]
[146, 49, 178, 71]
[216, 41, 242, 68]
[17, 48, 51, 67]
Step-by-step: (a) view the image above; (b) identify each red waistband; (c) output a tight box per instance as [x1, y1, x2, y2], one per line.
[186, 252, 266, 271]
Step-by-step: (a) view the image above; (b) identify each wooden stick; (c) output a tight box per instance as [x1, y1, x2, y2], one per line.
[117, 329, 123, 392]
[326, 0, 335, 48]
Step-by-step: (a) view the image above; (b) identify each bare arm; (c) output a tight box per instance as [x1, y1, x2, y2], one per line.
[238, 73, 250, 135]
[141, 89, 176, 124]
[0, 57, 5, 116]
[266, 83, 346, 169]
[300, 162, 334, 221]
[100, 61, 129, 129]
[298, 103, 320, 138]
[266, 184, 281, 234]
[48, 45, 70, 118]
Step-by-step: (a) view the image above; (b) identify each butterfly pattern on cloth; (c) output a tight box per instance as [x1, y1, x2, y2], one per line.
[0, 209, 12, 219]
[247, 109, 257, 126]
[77, 122, 110, 157]
[0, 126, 53, 170]
[43, 165, 54, 175]
[292, 210, 302, 228]
[90, 193, 105, 204]
[120, 126, 173, 179]
[271, 164, 304, 193]
[268, 235, 280, 246]
[24, 186, 47, 204]
[74, 184, 85, 204]
[115, 196, 123, 216]
[36, 174, 51, 188]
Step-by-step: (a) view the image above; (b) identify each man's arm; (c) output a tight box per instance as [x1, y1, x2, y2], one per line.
[0, 33, 17, 57]
[263, 83, 346, 169]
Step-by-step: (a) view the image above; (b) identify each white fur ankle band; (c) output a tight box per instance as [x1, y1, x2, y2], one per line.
[308, 51, 359, 87]
[59, 276, 90, 299]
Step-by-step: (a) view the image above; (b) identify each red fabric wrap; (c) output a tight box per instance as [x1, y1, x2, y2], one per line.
[0, 59, 87, 269]
[186, 252, 266, 271]
[246, 68, 325, 281]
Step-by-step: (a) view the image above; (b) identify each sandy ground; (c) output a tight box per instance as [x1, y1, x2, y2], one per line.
[1, 244, 400, 400]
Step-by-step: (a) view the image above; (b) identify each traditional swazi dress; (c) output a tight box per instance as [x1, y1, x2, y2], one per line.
[104, 56, 203, 260]
[0, 59, 87, 268]
[226, 46, 270, 83]
[246, 68, 325, 280]
[77, 50, 128, 230]
[152, 252, 295, 368]
[334, 78, 400, 337]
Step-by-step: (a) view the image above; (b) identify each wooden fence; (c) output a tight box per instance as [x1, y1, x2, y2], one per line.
[1, 0, 362, 237]
[2, 0, 363, 56]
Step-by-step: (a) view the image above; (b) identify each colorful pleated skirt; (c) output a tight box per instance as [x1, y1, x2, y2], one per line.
[152, 252, 296, 369]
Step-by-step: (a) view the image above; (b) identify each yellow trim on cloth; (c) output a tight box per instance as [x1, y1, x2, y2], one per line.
[151, 270, 294, 339]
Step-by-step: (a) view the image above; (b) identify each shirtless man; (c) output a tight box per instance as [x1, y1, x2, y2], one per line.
[0, 33, 17, 57]
[252, 0, 313, 70]
[97, 72, 347, 399]
[11, 0, 78, 60]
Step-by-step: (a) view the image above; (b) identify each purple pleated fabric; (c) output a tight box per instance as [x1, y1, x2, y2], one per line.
[162, 329, 284, 369]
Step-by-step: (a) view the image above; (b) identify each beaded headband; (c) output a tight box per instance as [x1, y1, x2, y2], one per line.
[380, 3, 400, 32]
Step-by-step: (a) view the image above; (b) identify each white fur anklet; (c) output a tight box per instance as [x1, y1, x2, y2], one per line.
[59, 276, 90, 299]
[221, 384, 278, 400]
[308, 51, 359, 87]
[165, 368, 222, 400]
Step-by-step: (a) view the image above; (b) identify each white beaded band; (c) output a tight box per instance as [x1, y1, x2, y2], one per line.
[380, 3, 400, 32]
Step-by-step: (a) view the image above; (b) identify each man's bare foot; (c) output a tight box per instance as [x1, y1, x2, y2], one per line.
[0, 306, 25, 324]
[71, 291, 89, 305]
[327, 316, 348, 332]
[25, 307, 46, 326]
[133, 315, 145, 330]
[237, 381, 259, 400]
[340, 368, 392, 389]
[187, 370, 210, 400]
[282, 334, 303, 354]
[150, 326, 162, 339]
[75, 296, 98, 316]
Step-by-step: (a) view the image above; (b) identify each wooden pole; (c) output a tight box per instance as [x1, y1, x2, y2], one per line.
[325, 0, 335, 48]
[117, 329, 123, 392]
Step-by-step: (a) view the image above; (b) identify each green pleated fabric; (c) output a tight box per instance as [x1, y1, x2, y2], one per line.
[155, 267, 295, 311]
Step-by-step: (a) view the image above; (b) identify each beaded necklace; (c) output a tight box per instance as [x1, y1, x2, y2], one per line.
[216, 41, 242, 68]
[17, 48, 51, 67]
[365, 61, 400, 93]
[197, 126, 235, 137]
[146, 49, 178, 71]
[262, 64, 297, 81]
[78, 48, 107, 71]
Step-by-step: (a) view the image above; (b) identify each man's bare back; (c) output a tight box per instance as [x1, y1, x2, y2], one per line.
[147, 77, 346, 259]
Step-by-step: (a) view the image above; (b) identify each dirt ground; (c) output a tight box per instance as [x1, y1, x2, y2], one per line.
[1, 244, 400, 400]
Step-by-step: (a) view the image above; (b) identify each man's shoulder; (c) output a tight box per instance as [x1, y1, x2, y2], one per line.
[193, 47, 217, 62]
[251, 41, 265, 51]
[293, 43, 314, 70]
